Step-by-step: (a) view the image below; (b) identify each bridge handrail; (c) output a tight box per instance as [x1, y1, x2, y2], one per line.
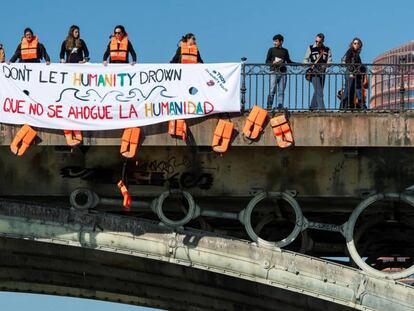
[240, 61, 414, 112]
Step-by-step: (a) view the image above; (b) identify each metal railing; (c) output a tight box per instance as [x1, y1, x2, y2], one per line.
[240, 60, 414, 112]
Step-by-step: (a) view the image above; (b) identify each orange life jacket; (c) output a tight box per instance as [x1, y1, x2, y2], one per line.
[0, 48, 5, 63]
[168, 119, 187, 141]
[63, 130, 83, 147]
[120, 127, 140, 158]
[21, 36, 39, 60]
[270, 114, 294, 148]
[110, 35, 129, 61]
[243, 106, 268, 140]
[10, 124, 37, 156]
[180, 42, 198, 64]
[212, 120, 234, 153]
[117, 180, 131, 210]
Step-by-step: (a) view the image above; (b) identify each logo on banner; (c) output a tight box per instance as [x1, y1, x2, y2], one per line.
[205, 68, 228, 92]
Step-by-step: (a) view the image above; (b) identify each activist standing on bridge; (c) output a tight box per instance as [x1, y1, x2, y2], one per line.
[0, 43, 5, 63]
[103, 25, 137, 65]
[340, 37, 368, 110]
[265, 34, 293, 110]
[303, 33, 332, 110]
[8, 28, 50, 64]
[170, 33, 203, 64]
[59, 25, 90, 63]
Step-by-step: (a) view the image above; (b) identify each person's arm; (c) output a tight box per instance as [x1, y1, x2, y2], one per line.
[265, 48, 272, 64]
[342, 50, 351, 64]
[285, 49, 293, 63]
[303, 46, 311, 63]
[81, 39, 89, 61]
[128, 41, 137, 62]
[103, 43, 110, 62]
[170, 47, 181, 63]
[197, 50, 203, 63]
[39, 44, 50, 63]
[9, 44, 22, 63]
[327, 48, 333, 64]
[59, 41, 66, 62]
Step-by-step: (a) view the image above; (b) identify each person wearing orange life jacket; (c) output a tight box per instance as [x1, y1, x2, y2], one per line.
[170, 33, 203, 64]
[103, 25, 137, 65]
[9, 28, 50, 64]
[0, 43, 5, 63]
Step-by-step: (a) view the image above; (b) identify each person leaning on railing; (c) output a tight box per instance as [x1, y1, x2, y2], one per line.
[265, 34, 293, 110]
[8, 27, 50, 64]
[339, 37, 368, 110]
[170, 33, 203, 64]
[60, 25, 90, 64]
[103, 25, 137, 65]
[303, 33, 332, 110]
[0, 43, 5, 63]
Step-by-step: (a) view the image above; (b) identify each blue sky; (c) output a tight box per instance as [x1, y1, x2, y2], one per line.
[0, 0, 413, 309]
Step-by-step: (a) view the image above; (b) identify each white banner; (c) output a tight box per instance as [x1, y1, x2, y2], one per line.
[0, 63, 241, 130]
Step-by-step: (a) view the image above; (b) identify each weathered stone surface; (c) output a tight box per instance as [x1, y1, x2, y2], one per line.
[2, 112, 414, 147]
[0, 201, 412, 311]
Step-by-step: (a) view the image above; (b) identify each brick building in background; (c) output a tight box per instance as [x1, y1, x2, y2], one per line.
[371, 41, 414, 109]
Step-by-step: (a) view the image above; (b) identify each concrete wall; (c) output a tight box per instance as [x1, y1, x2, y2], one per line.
[1, 112, 414, 147]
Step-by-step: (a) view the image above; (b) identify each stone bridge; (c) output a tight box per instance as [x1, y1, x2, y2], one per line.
[0, 200, 412, 311]
[1, 112, 414, 310]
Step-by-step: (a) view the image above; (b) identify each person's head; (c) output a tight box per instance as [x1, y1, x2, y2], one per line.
[182, 33, 196, 45]
[315, 33, 325, 46]
[66, 25, 82, 49]
[350, 37, 363, 51]
[24, 28, 34, 41]
[273, 34, 284, 47]
[113, 25, 126, 38]
[68, 25, 80, 39]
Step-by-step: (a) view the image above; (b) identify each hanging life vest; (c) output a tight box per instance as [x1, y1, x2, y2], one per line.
[212, 120, 234, 153]
[270, 114, 294, 148]
[110, 35, 129, 62]
[168, 119, 187, 141]
[117, 180, 131, 210]
[63, 130, 83, 147]
[10, 124, 37, 156]
[120, 127, 140, 158]
[21, 36, 39, 60]
[243, 106, 268, 140]
[180, 42, 198, 64]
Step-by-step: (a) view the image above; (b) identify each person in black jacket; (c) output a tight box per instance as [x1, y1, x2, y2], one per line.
[9, 28, 50, 64]
[340, 37, 367, 109]
[265, 34, 292, 109]
[303, 33, 332, 110]
[60, 25, 89, 63]
[103, 25, 136, 65]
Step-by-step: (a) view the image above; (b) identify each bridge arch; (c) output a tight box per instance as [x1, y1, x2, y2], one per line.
[0, 200, 412, 311]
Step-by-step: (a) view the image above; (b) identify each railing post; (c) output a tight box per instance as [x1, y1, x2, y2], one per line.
[241, 57, 247, 112]
[399, 57, 406, 111]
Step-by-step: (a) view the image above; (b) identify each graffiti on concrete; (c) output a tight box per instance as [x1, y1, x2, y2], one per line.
[143, 156, 193, 174]
[60, 166, 114, 183]
[61, 155, 214, 190]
